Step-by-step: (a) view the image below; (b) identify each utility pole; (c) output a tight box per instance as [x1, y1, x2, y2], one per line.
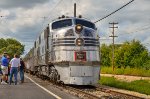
[109, 22, 118, 71]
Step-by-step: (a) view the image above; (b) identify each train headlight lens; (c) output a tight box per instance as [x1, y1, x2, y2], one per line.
[75, 24, 83, 34]
[76, 38, 84, 46]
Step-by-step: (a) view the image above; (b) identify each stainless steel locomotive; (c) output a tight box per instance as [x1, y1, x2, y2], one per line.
[24, 16, 100, 85]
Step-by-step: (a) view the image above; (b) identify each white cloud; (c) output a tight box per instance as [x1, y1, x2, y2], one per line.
[0, 0, 50, 9]
[0, 0, 150, 53]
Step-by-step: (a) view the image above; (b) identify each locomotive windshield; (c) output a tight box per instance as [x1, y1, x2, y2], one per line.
[75, 19, 96, 29]
[52, 19, 72, 30]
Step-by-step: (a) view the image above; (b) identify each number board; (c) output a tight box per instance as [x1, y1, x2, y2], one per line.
[75, 52, 86, 61]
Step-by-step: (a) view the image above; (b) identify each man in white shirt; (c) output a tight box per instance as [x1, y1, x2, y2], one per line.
[9, 54, 20, 85]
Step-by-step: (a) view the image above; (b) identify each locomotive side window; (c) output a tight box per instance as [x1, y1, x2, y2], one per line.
[75, 19, 95, 29]
[52, 19, 72, 30]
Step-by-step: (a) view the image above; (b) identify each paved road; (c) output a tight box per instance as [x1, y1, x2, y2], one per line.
[0, 75, 79, 99]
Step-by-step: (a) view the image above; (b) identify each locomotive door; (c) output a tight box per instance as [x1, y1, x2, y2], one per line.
[44, 26, 49, 64]
[37, 47, 40, 64]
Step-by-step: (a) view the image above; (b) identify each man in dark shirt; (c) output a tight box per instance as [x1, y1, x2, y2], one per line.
[20, 58, 25, 83]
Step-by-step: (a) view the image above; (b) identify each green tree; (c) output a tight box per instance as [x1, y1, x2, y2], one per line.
[0, 38, 8, 49]
[115, 41, 132, 68]
[0, 38, 24, 58]
[114, 40, 149, 68]
[143, 57, 150, 70]
[101, 39, 149, 69]
[100, 44, 111, 66]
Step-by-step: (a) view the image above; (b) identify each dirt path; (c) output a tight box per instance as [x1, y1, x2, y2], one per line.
[101, 74, 150, 82]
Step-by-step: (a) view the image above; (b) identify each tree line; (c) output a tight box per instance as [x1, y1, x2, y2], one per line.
[100, 39, 150, 69]
[0, 38, 24, 58]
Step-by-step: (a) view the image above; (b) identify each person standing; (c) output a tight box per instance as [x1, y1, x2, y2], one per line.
[1, 52, 9, 84]
[9, 54, 20, 85]
[6, 55, 10, 83]
[20, 58, 25, 83]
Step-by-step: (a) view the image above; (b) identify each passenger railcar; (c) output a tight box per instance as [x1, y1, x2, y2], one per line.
[24, 17, 100, 85]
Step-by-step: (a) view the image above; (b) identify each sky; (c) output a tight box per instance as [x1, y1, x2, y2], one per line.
[0, 0, 150, 55]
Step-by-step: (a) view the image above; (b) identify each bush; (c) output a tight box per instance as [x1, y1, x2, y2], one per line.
[101, 66, 150, 77]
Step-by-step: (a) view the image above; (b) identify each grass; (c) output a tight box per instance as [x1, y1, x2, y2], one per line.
[99, 76, 150, 95]
[101, 66, 150, 77]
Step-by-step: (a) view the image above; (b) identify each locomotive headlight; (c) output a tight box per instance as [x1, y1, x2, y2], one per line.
[76, 38, 84, 46]
[75, 24, 83, 34]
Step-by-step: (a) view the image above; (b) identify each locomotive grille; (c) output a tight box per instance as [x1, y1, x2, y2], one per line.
[52, 38, 99, 47]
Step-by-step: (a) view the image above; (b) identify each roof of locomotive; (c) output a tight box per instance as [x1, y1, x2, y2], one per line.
[50, 16, 93, 24]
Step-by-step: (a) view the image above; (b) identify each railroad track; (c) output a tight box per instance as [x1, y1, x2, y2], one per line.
[95, 86, 144, 99]
[64, 85, 144, 99]
[64, 86, 100, 99]
[26, 73, 146, 99]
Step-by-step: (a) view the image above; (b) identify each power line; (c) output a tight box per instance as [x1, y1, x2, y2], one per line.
[46, 0, 64, 19]
[118, 25, 150, 36]
[129, 26, 150, 34]
[0, 15, 49, 19]
[38, 0, 64, 30]
[94, 0, 134, 23]
[0, 0, 63, 20]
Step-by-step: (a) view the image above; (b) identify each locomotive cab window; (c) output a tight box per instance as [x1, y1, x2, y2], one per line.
[75, 19, 96, 29]
[39, 36, 41, 44]
[34, 42, 36, 48]
[83, 29, 93, 37]
[52, 19, 72, 30]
